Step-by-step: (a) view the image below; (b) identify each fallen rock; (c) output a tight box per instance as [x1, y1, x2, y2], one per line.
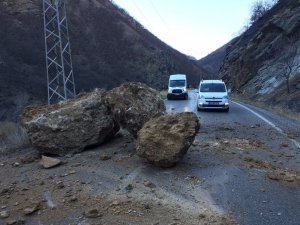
[6, 218, 25, 225]
[136, 112, 200, 168]
[105, 82, 166, 137]
[143, 179, 152, 187]
[100, 154, 112, 161]
[84, 208, 102, 218]
[39, 156, 61, 169]
[110, 200, 121, 206]
[0, 210, 9, 218]
[21, 89, 119, 155]
[23, 202, 41, 215]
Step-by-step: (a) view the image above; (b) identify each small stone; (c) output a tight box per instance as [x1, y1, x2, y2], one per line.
[199, 213, 206, 219]
[192, 140, 200, 146]
[143, 180, 153, 188]
[100, 154, 112, 161]
[277, 212, 282, 216]
[111, 200, 121, 206]
[6, 218, 25, 225]
[23, 202, 41, 215]
[69, 196, 78, 202]
[56, 181, 65, 189]
[13, 162, 20, 167]
[84, 208, 102, 218]
[40, 156, 61, 169]
[125, 184, 133, 192]
[144, 204, 151, 209]
[0, 210, 9, 218]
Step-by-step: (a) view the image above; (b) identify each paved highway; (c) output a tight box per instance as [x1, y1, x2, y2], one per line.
[165, 90, 300, 225]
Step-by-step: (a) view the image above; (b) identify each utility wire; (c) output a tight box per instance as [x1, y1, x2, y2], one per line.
[148, 0, 169, 31]
[131, 0, 152, 27]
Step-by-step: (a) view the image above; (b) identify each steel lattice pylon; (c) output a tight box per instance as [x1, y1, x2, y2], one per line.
[43, 0, 76, 104]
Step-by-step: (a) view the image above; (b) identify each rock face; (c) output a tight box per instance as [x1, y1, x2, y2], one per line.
[218, 0, 300, 113]
[21, 89, 119, 155]
[105, 82, 166, 137]
[136, 112, 200, 168]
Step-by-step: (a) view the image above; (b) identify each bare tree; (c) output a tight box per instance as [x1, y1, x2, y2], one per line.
[250, 0, 278, 24]
[278, 38, 300, 94]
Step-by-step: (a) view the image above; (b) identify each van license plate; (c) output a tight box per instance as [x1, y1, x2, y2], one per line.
[209, 102, 219, 105]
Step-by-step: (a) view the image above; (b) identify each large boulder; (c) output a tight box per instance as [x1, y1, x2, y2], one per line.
[136, 112, 200, 168]
[105, 82, 166, 137]
[21, 89, 119, 155]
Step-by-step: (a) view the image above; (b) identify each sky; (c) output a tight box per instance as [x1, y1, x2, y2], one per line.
[113, 0, 257, 59]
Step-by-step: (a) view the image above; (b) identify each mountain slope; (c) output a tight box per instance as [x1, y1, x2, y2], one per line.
[197, 38, 237, 76]
[219, 0, 300, 114]
[0, 0, 210, 121]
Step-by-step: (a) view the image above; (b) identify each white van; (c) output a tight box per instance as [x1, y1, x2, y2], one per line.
[167, 74, 188, 100]
[197, 80, 229, 112]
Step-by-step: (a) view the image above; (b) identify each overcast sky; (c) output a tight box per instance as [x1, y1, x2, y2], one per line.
[113, 0, 257, 59]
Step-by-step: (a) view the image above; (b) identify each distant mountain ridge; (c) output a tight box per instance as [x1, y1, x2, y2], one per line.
[0, 0, 210, 121]
[197, 38, 238, 76]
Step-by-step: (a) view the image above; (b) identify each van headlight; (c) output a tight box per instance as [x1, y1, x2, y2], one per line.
[183, 88, 187, 92]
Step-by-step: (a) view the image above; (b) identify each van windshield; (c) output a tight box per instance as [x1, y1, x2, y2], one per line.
[170, 80, 185, 87]
[200, 83, 226, 92]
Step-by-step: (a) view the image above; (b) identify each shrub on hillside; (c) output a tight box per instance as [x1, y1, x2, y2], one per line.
[0, 121, 29, 152]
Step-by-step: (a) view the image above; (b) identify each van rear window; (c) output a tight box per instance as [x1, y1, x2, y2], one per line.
[170, 80, 185, 87]
[200, 83, 226, 92]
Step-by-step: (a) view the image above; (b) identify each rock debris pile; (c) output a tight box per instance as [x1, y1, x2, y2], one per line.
[21, 82, 199, 167]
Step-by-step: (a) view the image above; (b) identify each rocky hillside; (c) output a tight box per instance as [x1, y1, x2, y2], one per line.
[197, 38, 237, 76]
[0, 0, 209, 121]
[219, 0, 300, 113]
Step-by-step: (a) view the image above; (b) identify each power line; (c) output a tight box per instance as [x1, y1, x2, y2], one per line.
[148, 0, 169, 31]
[131, 0, 152, 26]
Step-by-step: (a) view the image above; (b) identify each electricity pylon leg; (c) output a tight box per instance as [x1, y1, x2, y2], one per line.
[42, 0, 76, 104]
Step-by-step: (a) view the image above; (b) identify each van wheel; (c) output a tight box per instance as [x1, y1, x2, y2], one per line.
[224, 108, 229, 112]
[197, 107, 201, 111]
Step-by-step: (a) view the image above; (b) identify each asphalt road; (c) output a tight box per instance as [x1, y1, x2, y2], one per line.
[165, 90, 300, 225]
[1, 90, 300, 225]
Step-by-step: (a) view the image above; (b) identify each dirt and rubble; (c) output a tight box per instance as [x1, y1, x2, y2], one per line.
[1, 119, 300, 224]
[0, 134, 237, 225]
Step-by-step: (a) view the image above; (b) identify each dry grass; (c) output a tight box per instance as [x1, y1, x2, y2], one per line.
[0, 121, 29, 152]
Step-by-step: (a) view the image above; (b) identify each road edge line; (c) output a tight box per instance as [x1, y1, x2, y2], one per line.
[232, 101, 300, 149]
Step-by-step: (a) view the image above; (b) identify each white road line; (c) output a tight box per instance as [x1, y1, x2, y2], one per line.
[233, 101, 300, 149]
